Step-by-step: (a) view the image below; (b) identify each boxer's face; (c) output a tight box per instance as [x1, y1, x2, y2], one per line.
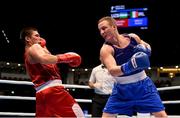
[98, 20, 115, 43]
[29, 31, 42, 44]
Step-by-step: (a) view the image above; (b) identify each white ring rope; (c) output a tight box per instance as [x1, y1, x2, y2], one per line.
[0, 80, 180, 117]
[0, 112, 92, 117]
[157, 86, 180, 91]
[0, 79, 33, 85]
[0, 112, 179, 118]
[0, 95, 35, 100]
[1, 79, 180, 91]
[0, 95, 92, 103]
[0, 79, 180, 104]
[162, 100, 180, 104]
[0, 79, 90, 89]
[0, 112, 35, 116]
[0, 95, 179, 104]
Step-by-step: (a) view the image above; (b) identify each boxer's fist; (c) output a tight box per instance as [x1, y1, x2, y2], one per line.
[67, 52, 81, 67]
[38, 39, 46, 48]
[121, 52, 150, 75]
[57, 52, 81, 67]
[68, 58, 81, 67]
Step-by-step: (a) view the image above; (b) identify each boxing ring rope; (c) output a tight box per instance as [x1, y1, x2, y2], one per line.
[1, 95, 180, 104]
[0, 79, 180, 117]
[1, 79, 180, 90]
[0, 79, 90, 89]
[0, 95, 92, 103]
[157, 86, 180, 91]
[0, 112, 35, 117]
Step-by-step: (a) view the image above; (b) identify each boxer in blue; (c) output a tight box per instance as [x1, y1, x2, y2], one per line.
[98, 16, 167, 118]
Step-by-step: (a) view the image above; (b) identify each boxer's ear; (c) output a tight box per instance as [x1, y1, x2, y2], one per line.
[25, 36, 30, 43]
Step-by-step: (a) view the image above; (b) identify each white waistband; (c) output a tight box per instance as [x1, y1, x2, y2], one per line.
[36, 79, 63, 92]
[115, 71, 147, 84]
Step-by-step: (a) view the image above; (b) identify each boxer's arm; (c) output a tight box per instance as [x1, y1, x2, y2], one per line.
[100, 44, 123, 77]
[100, 44, 150, 76]
[129, 33, 151, 50]
[129, 33, 142, 43]
[28, 44, 81, 67]
[28, 44, 57, 64]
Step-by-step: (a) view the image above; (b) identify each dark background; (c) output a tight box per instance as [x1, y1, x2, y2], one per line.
[0, 0, 179, 68]
[0, 1, 180, 116]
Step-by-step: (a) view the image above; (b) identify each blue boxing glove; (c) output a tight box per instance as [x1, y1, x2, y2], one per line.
[121, 52, 150, 75]
[134, 44, 151, 56]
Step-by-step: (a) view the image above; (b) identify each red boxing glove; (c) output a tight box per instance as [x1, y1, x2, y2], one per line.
[38, 39, 46, 48]
[68, 56, 81, 67]
[57, 52, 81, 67]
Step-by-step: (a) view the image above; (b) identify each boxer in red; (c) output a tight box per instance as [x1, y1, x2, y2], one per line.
[20, 27, 84, 117]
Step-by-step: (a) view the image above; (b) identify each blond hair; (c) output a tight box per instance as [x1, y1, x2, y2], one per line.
[98, 16, 117, 28]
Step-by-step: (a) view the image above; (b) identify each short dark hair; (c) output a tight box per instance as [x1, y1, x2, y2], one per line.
[20, 27, 38, 41]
